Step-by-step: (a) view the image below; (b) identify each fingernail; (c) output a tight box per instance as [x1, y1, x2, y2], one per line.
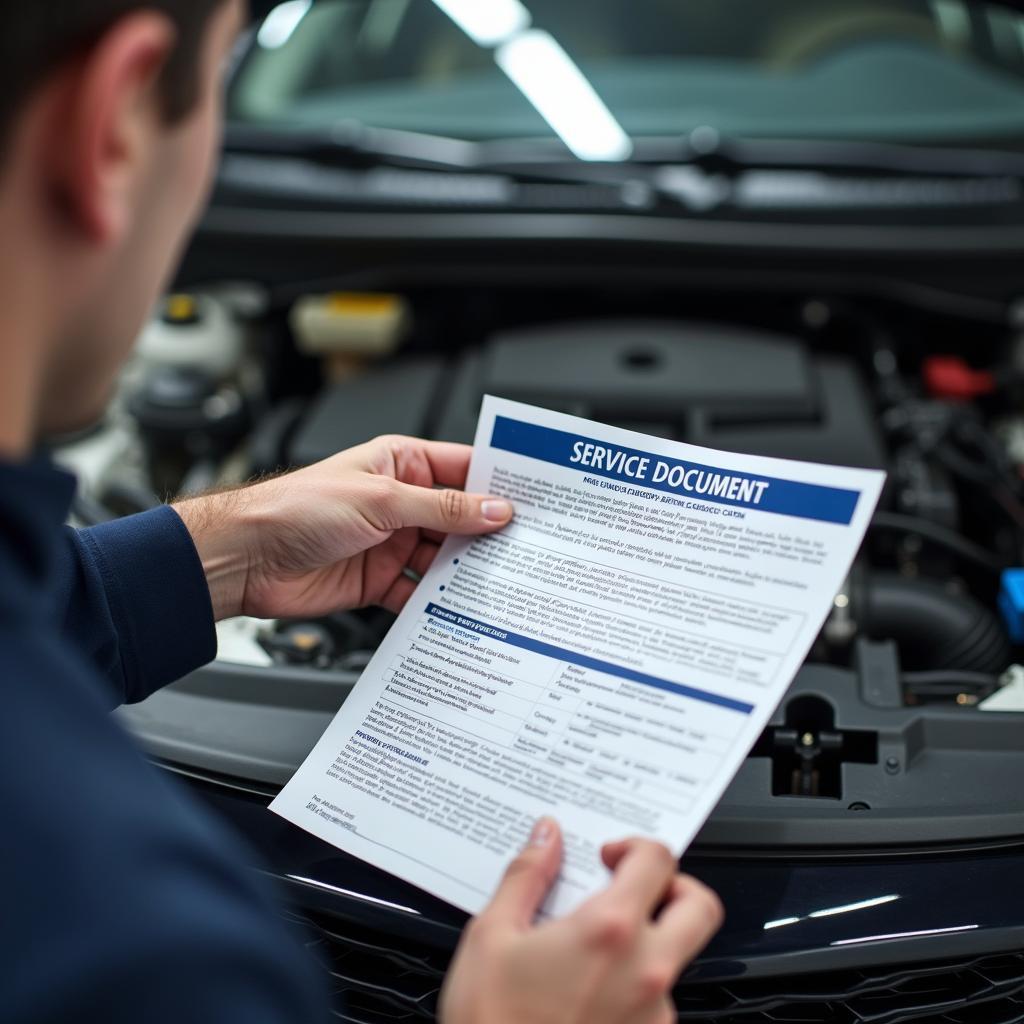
[530, 817, 555, 847]
[481, 499, 513, 523]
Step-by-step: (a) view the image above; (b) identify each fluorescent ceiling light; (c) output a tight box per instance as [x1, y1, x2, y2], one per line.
[431, 0, 530, 47]
[258, 0, 313, 49]
[496, 30, 632, 162]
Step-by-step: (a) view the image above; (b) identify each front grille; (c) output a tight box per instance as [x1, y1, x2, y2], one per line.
[288, 909, 446, 1023]
[290, 908, 1024, 1024]
[676, 955, 1024, 1024]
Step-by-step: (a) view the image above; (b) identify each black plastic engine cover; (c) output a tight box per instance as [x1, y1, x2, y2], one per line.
[287, 320, 886, 470]
[434, 320, 886, 470]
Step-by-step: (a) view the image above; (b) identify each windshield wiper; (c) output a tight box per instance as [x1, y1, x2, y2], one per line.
[485, 132, 1024, 211]
[647, 131, 1024, 178]
[226, 121, 487, 171]
[223, 121, 660, 208]
[224, 121, 1024, 213]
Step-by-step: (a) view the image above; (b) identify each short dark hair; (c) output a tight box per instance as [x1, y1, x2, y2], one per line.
[0, 1, 228, 140]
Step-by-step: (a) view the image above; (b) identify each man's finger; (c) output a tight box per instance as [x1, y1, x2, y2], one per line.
[601, 837, 633, 871]
[379, 539, 442, 611]
[597, 838, 678, 915]
[652, 874, 724, 969]
[418, 440, 476, 489]
[379, 573, 417, 614]
[482, 818, 563, 929]
[393, 481, 513, 535]
[407, 539, 441, 578]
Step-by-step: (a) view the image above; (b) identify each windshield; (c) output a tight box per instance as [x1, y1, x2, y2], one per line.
[229, 0, 1024, 161]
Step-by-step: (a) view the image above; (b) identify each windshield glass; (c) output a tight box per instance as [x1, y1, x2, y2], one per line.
[229, 0, 1024, 160]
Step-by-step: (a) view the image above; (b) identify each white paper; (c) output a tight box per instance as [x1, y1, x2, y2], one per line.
[271, 397, 885, 917]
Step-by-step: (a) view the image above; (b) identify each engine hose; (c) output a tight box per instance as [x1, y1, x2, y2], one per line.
[852, 572, 1010, 674]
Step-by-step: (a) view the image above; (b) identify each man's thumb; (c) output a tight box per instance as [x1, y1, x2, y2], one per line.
[394, 482, 513, 534]
[482, 818, 563, 928]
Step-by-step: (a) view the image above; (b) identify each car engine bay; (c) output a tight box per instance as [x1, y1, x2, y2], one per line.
[60, 280, 1024, 852]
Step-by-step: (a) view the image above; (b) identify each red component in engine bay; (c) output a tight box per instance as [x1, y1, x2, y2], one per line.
[923, 355, 996, 401]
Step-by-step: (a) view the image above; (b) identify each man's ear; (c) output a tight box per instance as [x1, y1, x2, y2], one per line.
[48, 12, 178, 243]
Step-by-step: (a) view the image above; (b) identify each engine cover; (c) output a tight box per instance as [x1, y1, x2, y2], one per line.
[435, 320, 886, 469]
[288, 320, 886, 470]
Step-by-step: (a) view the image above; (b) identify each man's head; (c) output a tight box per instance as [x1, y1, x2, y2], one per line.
[0, 0, 246, 444]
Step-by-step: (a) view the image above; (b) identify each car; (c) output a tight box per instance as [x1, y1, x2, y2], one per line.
[57, 0, 1024, 1019]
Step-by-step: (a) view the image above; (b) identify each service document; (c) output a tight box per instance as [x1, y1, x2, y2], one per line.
[271, 397, 885, 916]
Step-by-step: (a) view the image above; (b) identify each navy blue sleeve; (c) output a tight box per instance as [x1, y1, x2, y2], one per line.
[2, 625, 331, 1024]
[56, 506, 218, 707]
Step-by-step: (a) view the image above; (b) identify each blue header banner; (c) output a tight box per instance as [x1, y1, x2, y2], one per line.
[490, 416, 861, 525]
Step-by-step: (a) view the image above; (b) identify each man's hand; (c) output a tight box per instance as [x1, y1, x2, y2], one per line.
[174, 436, 513, 621]
[440, 820, 723, 1024]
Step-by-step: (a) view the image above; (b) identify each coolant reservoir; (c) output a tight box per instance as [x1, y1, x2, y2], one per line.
[290, 292, 410, 358]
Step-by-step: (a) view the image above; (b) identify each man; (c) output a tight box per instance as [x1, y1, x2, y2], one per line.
[0, 2, 723, 1021]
